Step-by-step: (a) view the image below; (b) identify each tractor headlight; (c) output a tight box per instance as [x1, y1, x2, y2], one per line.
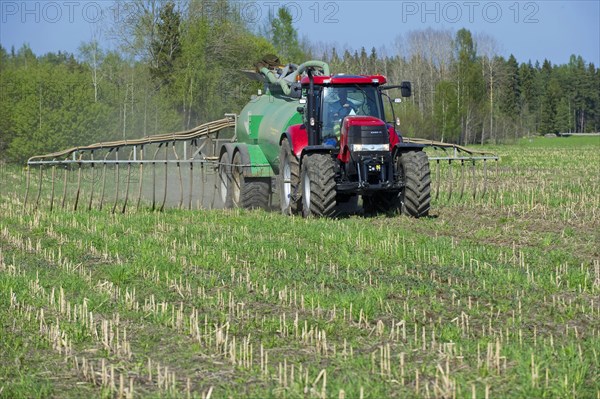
[352, 144, 389, 152]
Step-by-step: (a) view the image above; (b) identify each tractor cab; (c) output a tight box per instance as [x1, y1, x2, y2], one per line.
[299, 74, 391, 147]
[320, 84, 385, 141]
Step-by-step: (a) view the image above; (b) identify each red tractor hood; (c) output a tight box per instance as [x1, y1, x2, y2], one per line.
[338, 116, 399, 163]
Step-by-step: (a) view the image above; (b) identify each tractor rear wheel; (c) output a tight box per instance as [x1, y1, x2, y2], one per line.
[301, 153, 337, 217]
[398, 151, 431, 217]
[278, 139, 301, 215]
[232, 151, 270, 210]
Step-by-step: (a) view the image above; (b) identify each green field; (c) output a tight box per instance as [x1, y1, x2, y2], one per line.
[1, 136, 599, 398]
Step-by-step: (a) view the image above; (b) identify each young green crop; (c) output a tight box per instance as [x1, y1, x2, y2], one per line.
[0, 137, 598, 398]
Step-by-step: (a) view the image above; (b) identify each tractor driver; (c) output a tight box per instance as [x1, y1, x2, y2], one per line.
[328, 88, 356, 121]
[323, 88, 356, 141]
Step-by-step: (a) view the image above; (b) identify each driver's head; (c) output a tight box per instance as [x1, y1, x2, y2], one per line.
[338, 88, 348, 102]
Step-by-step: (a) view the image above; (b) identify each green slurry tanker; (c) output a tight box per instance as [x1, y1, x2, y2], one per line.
[219, 56, 431, 217]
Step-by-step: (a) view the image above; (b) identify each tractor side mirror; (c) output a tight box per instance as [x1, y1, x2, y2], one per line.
[401, 81, 412, 97]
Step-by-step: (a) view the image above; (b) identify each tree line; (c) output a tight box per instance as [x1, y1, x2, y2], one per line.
[1, 0, 598, 162]
[318, 28, 599, 144]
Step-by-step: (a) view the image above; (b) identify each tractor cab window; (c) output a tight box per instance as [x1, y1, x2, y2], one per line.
[321, 85, 383, 139]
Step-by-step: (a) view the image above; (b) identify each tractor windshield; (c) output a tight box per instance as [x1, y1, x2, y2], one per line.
[321, 85, 383, 138]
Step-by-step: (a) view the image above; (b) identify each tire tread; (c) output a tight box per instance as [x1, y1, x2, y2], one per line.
[400, 151, 431, 217]
[302, 153, 337, 217]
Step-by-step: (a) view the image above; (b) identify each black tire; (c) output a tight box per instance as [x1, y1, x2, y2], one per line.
[301, 153, 337, 217]
[241, 178, 271, 209]
[229, 151, 243, 207]
[232, 151, 270, 210]
[278, 139, 301, 215]
[398, 151, 431, 217]
[218, 150, 234, 208]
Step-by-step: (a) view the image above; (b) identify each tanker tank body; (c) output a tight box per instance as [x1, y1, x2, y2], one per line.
[235, 88, 301, 173]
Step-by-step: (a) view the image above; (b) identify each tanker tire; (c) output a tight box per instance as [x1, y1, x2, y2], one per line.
[301, 153, 337, 218]
[233, 151, 270, 210]
[230, 152, 243, 207]
[218, 150, 234, 209]
[241, 179, 271, 210]
[399, 151, 431, 218]
[278, 139, 302, 215]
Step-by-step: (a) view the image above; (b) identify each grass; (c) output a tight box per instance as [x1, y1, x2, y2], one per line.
[0, 136, 599, 398]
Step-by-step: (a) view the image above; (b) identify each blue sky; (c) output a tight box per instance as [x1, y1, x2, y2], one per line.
[1, 1, 599, 66]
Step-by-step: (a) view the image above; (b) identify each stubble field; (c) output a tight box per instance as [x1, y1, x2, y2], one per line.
[0, 136, 598, 398]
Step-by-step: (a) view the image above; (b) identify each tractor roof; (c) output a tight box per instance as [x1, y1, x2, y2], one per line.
[301, 74, 387, 85]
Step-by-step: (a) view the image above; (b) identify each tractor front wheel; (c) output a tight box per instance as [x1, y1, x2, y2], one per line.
[398, 151, 431, 217]
[301, 153, 337, 218]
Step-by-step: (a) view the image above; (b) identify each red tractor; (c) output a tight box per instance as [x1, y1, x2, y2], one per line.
[277, 69, 430, 217]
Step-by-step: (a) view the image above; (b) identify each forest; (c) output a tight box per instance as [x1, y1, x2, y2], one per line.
[1, 0, 598, 162]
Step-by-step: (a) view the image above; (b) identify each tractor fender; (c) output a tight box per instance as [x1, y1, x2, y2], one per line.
[281, 124, 308, 158]
[392, 143, 426, 158]
[300, 145, 335, 160]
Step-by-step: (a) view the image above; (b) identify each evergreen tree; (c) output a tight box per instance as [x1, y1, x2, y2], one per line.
[149, 1, 182, 88]
[329, 47, 341, 71]
[588, 63, 600, 132]
[555, 97, 571, 133]
[499, 54, 520, 117]
[539, 60, 558, 134]
[356, 47, 368, 74]
[519, 61, 539, 134]
[342, 49, 353, 71]
[453, 28, 485, 144]
[369, 47, 379, 73]
[270, 8, 304, 63]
